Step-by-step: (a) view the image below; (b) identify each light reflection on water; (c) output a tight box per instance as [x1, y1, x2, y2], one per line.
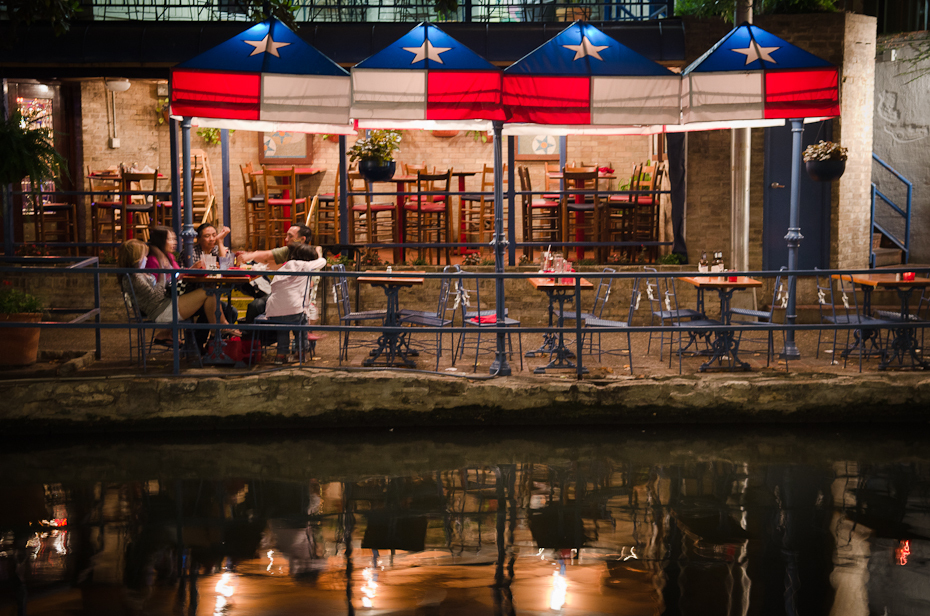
[0, 426, 929, 615]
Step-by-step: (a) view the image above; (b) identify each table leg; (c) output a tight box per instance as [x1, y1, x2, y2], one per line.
[395, 180, 405, 264]
[364, 286, 417, 368]
[698, 288, 751, 372]
[840, 286, 883, 361]
[525, 288, 558, 358]
[529, 289, 586, 373]
[879, 287, 929, 370]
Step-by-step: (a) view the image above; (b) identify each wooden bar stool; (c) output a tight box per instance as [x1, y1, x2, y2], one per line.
[404, 169, 452, 265]
[262, 165, 304, 247]
[35, 201, 78, 254]
[87, 167, 122, 252]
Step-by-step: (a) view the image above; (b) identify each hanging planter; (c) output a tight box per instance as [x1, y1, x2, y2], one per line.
[805, 159, 846, 182]
[430, 130, 459, 138]
[802, 141, 847, 182]
[358, 160, 397, 182]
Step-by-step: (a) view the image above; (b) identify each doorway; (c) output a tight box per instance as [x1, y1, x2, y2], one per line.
[762, 120, 832, 270]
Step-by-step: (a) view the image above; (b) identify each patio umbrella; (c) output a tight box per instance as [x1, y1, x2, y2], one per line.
[502, 21, 680, 134]
[169, 18, 355, 263]
[170, 17, 354, 135]
[683, 23, 841, 359]
[350, 22, 504, 130]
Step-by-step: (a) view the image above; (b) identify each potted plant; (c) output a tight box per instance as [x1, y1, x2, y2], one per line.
[0, 283, 44, 366]
[348, 129, 402, 182]
[803, 140, 847, 181]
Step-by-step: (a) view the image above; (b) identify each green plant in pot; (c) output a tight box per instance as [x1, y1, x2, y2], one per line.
[0, 283, 45, 366]
[348, 130, 402, 182]
[803, 140, 847, 182]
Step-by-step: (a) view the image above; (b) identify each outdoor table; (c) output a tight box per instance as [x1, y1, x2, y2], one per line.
[525, 276, 594, 374]
[451, 170, 479, 255]
[357, 271, 425, 368]
[679, 275, 763, 372]
[180, 271, 254, 365]
[834, 273, 930, 370]
[548, 171, 614, 261]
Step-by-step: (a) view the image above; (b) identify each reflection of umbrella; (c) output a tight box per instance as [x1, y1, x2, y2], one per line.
[503, 21, 680, 131]
[171, 17, 353, 135]
[351, 22, 504, 130]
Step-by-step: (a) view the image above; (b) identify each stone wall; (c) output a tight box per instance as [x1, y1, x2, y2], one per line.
[873, 32, 930, 265]
[681, 14, 877, 270]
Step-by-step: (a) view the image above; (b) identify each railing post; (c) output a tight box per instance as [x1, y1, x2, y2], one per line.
[575, 274, 583, 380]
[221, 128, 231, 248]
[180, 117, 196, 266]
[490, 120, 511, 376]
[780, 118, 803, 360]
[507, 136, 516, 267]
[169, 117, 181, 235]
[339, 135, 349, 245]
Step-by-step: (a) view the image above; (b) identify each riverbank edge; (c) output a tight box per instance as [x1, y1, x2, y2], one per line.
[1, 370, 928, 433]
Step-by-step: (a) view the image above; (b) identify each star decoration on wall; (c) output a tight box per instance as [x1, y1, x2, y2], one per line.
[243, 35, 291, 57]
[563, 37, 609, 61]
[402, 40, 452, 64]
[731, 43, 779, 65]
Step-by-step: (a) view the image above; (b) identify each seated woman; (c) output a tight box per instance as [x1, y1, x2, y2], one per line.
[118, 239, 238, 341]
[192, 223, 230, 268]
[260, 242, 327, 364]
[145, 226, 238, 346]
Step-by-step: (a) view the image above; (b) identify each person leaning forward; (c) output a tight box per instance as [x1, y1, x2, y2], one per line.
[237, 224, 312, 270]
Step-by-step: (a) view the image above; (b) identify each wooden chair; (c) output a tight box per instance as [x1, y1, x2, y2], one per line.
[631, 162, 666, 263]
[518, 166, 560, 261]
[347, 171, 396, 247]
[120, 167, 159, 242]
[561, 168, 601, 261]
[262, 166, 306, 248]
[34, 200, 78, 254]
[605, 163, 643, 251]
[405, 169, 452, 265]
[87, 166, 122, 251]
[240, 162, 266, 250]
[459, 163, 506, 247]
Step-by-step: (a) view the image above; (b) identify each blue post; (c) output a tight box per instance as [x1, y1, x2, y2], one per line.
[507, 137, 516, 266]
[339, 135, 348, 245]
[780, 118, 803, 360]
[169, 118, 181, 235]
[180, 117, 196, 267]
[491, 120, 511, 376]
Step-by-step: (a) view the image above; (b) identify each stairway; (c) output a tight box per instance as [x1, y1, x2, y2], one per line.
[872, 233, 904, 267]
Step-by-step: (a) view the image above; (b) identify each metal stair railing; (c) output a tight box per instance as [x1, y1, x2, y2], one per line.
[871, 152, 913, 267]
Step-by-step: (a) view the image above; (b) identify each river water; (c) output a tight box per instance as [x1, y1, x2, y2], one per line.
[1, 425, 928, 615]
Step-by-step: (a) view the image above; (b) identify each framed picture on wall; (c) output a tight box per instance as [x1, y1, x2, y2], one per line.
[258, 131, 313, 165]
[515, 134, 561, 161]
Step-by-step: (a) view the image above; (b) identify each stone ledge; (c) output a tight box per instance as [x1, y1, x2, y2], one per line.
[1, 370, 927, 433]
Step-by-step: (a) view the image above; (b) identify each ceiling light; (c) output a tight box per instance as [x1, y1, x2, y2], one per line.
[105, 78, 131, 92]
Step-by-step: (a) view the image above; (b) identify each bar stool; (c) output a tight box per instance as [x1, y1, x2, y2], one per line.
[518, 166, 560, 262]
[35, 201, 78, 254]
[262, 166, 305, 247]
[87, 167, 122, 251]
[348, 171, 396, 247]
[240, 162, 266, 250]
[120, 167, 159, 242]
[561, 168, 601, 260]
[404, 169, 452, 265]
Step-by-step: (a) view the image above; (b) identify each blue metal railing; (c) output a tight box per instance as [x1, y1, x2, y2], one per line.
[871, 152, 913, 267]
[9, 0, 672, 23]
[2, 262, 927, 379]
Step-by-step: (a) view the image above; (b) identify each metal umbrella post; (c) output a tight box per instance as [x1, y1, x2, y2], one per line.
[490, 120, 511, 376]
[780, 118, 803, 360]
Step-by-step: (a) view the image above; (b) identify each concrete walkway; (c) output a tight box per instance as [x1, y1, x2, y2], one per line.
[0, 324, 927, 432]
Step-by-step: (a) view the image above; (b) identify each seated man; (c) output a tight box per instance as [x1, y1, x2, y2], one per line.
[238, 224, 315, 323]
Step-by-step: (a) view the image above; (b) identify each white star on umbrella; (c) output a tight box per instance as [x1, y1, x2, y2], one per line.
[402, 40, 452, 64]
[243, 35, 291, 58]
[731, 43, 779, 65]
[562, 36, 609, 61]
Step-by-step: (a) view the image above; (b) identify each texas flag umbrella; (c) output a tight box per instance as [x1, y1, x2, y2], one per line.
[170, 18, 355, 134]
[502, 21, 680, 133]
[351, 22, 504, 130]
[681, 23, 839, 125]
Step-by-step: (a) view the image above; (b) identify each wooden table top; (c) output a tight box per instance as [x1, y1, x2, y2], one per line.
[357, 271, 426, 286]
[832, 273, 930, 288]
[679, 275, 762, 289]
[251, 167, 323, 176]
[529, 276, 594, 290]
[179, 272, 255, 283]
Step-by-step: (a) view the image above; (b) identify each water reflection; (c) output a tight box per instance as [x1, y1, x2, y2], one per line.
[0, 428, 928, 615]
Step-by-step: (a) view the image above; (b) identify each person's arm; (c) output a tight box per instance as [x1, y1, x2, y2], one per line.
[237, 249, 275, 265]
[216, 226, 231, 257]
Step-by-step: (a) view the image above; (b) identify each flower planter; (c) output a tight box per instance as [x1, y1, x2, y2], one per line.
[359, 160, 397, 183]
[0, 313, 41, 366]
[805, 159, 846, 182]
[430, 130, 459, 138]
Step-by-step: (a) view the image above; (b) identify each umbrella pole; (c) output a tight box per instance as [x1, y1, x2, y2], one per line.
[780, 118, 803, 360]
[180, 117, 195, 266]
[490, 120, 512, 376]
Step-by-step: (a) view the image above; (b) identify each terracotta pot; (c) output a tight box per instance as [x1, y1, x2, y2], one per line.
[430, 130, 459, 138]
[0, 313, 41, 366]
[805, 159, 846, 182]
[359, 160, 397, 183]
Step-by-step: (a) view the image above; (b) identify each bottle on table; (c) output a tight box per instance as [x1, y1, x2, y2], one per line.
[698, 251, 709, 273]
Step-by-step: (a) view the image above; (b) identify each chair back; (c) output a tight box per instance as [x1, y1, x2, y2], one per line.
[434, 264, 459, 319]
[87, 167, 121, 202]
[561, 170, 600, 209]
[331, 263, 352, 320]
[814, 269, 838, 324]
[589, 267, 616, 320]
[768, 267, 788, 319]
[412, 169, 451, 212]
[623, 276, 643, 326]
[120, 168, 159, 206]
[122, 275, 146, 324]
[835, 274, 866, 324]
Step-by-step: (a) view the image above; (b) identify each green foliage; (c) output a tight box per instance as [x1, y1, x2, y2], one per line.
[461, 253, 482, 266]
[359, 250, 384, 268]
[348, 130, 402, 165]
[3, 0, 82, 36]
[410, 257, 429, 266]
[465, 130, 491, 144]
[479, 256, 496, 266]
[155, 98, 170, 126]
[802, 140, 847, 162]
[196, 127, 234, 146]
[675, 0, 838, 20]
[327, 254, 354, 267]
[0, 283, 43, 314]
[0, 110, 65, 187]
[578, 258, 599, 265]
[606, 251, 631, 265]
[237, 0, 300, 28]
[658, 252, 685, 265]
